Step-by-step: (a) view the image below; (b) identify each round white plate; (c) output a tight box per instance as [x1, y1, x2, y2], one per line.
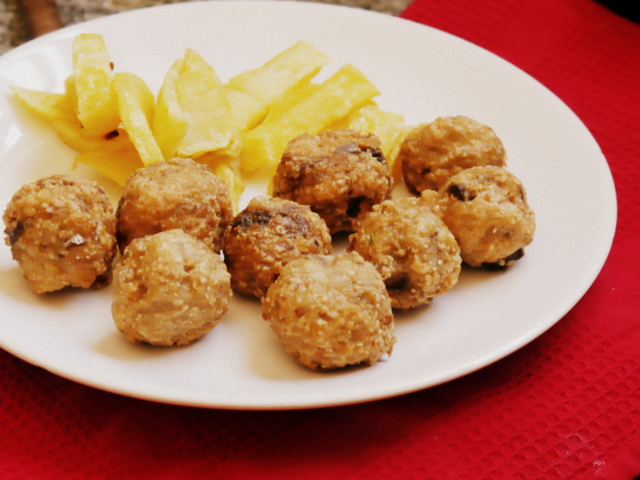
[0, 1, 616, 409]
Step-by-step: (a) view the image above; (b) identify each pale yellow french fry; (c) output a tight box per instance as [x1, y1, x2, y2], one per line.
[113, 72, 164, 166]
[239, 64, 380, 175]
[152, 58, 189, 160]
[10, 86, 76, 123]
[192, 135, 243, 169]
[71, 33, 120, 136]
[11, 84, 131, 154]
[260, 79, 321, 122]
[175, 48, 239, 159]
[53, 119, 133, 153]
[224, 41, 330, 131]
[331, 102, 405, 151]
[73, 146, 144, 187]
[64, 75, 78, 117]
[387, 125, 415, 184]
[212, 162, 245, 214]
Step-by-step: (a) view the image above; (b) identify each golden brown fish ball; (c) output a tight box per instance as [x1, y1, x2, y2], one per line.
[348, 194, 461, 309]
[272, 129, 392, 234]
[399, 116, 506, 193]
[112, 229, 232, 346]
[262, 252, 396, 371]
[116, 157, 233, 254]
[222, 196, 332, 298]
[3, 174, 116, 293]
[437, 165, 535, 268]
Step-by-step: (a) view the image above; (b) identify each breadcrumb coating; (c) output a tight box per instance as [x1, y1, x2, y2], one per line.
[3, 174, 117, 293]
[222, 196, 332, 298]
[437, 165, 535, 268]
[348, 194, 461, 309]
[272, 129, 392, 233]
[116, 157, 233, 254]
[112, 229, 231, 346]
[399, 116, 506, 193]
[262, 252, 396, 371]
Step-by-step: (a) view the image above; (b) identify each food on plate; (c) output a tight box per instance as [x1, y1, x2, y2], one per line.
[271, 129, 392, 233]
[399, 115, 507, 193]
[111, 229, 231, 346]
[224, 40, 331, 132]
[210, 162, 245, 214]
[239, 64, 381, 174]
[10, 34, 397, 198]
[348, 193, 461, 309]
[3, 30, 539, 370]
[10, 85, 77, 124]
[115, 157, 233, 254]
[262, 252, 396, 371]
[11, 37, 158, 187]
[3, 175, 117, 294]
[330, 102, 409, 185]
[113, 72, 164, 166]
[171, 48, 240, 161]
[153, 41, 330, 165]
[437, 165, 535, 268]
[222, 196, 332, 298]
[10, 84, 136, 161]
[71, 33, 120, 137]
[152, 56, 188, 161]
[73, 147, 145, 188]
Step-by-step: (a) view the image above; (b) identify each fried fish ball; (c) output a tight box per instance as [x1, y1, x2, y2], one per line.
[112, 229, 231, 346]
[348, 194, 461, 309]
[222, 196, 332, 298]
[262, 252, 396, 371]
[3, 174, 116, 294]
[399, 116, 506, 193]
[437, 165, 535, 268]
[115, 157, 233, 254]
[272, 129, 392, 234]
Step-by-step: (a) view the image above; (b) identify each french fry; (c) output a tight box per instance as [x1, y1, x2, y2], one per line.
[261, 78, 321, 121]
[11, 35, 410, 195]
[239, 64, 380, 175]
[64, 75, 78, 117]
[212, 162, 245, 214]
[71, 34, 120, 136]
[10, 86, 77, 123]
[52, 120, 133, 153]
[192, 137, 242, 169]
[152, 58, 189, 160]
[113, 72, 164, 166]
[387, 125, 414, 184]
[73, 146, 144, 187]
[224, 41, 330, 131]
[175, 48, 239, 159]
[11, 84, 132, 155]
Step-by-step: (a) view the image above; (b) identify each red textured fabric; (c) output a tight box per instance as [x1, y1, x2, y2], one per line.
[1, 0, 639, 478]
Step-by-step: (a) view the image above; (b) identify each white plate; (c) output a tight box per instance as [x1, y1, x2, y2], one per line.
[0, 0, 616, 409]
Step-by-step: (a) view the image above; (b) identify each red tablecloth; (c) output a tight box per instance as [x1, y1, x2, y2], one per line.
[2, 0, 639, 478]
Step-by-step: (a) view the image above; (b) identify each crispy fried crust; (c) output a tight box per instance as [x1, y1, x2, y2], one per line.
[262, 252, 396, 371]
[112, 229, 231, 346]
[222, 196, 332, 298]
[116, 157, 233, 254]
[272, 129, 392, 233]
[3, 174, 117, 293]
[399, 116, 506, 193]
[437, 165, 535, 268]
[348, 194, 461, 309]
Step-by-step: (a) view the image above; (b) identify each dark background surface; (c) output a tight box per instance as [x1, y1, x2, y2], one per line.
[595, 0, 640, 22]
